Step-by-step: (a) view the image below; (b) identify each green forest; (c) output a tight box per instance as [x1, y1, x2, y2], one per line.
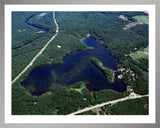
[99, 96, 149, 115]
[12, 11, 149, 115]
[12, 81, 129, 115]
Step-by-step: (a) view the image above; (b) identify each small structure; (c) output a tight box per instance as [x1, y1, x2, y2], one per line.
[37, 31, 44, 33]
[86, 34, 90, 37]
[57, 45, 62, 48]
[118, 75, 123, 79]
[33, 102, 37, 105]
[144, 104, 148, 109]
[118, 15, 126, 20]
[17, 29, 22, 32]
[39, 13, 46, 17]
[83, 98, 87, 101]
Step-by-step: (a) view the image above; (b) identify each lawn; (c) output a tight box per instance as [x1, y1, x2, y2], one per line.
[129, 49, 148, 61]
[68, 81, 86, 94]
[133, 15, 148, 22]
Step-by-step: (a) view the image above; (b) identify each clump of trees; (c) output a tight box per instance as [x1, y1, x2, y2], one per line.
[94, 89, 129, 104]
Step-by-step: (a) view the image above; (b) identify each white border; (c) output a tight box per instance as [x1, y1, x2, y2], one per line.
[5, 5, 156, 123]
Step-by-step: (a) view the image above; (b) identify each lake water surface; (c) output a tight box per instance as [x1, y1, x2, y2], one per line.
[21, 38, 127, 96]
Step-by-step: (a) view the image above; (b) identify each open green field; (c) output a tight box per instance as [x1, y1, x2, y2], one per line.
[129, 49, 148, 61]
[67, 81, 86, 94]
[133, 15, 148, 22]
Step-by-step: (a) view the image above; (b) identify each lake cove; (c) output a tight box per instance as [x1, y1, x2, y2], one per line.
[21, 38, 127, 96]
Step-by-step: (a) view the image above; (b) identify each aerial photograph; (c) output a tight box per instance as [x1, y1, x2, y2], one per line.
[12, 11, 149, 115]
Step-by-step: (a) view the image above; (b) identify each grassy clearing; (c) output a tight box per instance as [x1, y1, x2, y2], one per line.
[133, 15, 148, 22]
[68, 81, 86, 94]
[129, 49, 148, 61]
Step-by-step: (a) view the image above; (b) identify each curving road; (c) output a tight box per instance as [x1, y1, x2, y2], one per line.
[69, 94, 148, 115]
[12, 12, 59, 84]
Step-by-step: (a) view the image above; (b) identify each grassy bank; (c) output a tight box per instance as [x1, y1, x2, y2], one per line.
[90, 57, 115, 83]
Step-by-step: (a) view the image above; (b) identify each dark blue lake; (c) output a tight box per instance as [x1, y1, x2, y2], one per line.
[21, 38, 127, 96]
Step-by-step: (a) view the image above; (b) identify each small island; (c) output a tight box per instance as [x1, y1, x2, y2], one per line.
[90, 57, 115, 83]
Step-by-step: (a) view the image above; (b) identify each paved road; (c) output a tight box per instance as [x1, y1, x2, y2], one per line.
[69, 94, 148, 115]
[12, 12, 59, 84]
